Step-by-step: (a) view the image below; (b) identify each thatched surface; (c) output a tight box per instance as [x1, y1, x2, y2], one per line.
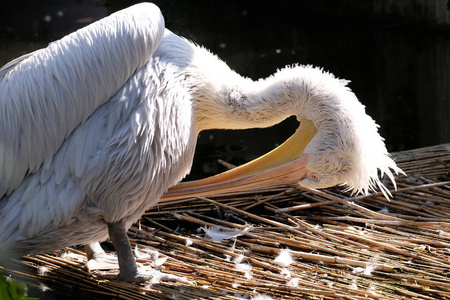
[3, 143, 450, 299]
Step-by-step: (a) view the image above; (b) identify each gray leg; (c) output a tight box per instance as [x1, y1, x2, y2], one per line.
[106, 219, 192, 283]
[107, 220, 138, 280]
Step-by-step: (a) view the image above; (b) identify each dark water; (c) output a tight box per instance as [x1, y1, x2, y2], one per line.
[1, 0, 449, 179]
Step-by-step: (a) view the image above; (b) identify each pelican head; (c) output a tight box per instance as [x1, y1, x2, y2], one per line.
[285, 66, 402, 196]
[162, 64, 403, 201]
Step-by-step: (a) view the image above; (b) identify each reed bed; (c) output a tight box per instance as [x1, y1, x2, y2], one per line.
[3, 143, 450, 299]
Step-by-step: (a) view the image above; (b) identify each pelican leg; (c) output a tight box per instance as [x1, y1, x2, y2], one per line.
[104, 219, 192, 284]
[84, 242, 119, 271]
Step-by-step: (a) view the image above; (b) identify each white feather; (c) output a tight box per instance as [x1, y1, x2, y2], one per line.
[233, 254, 245, 264]
[235, 263, 252, 273]
[38, 283, 52, 292]
[286, 278, 299, 287]
[280, 268, 291, 278]
[251, 295, 274, 300]
[202, 225, 252, 242]
[363, 254, 379, 276]
[37, 266, 49, 276]
[274, 248, 294, 267]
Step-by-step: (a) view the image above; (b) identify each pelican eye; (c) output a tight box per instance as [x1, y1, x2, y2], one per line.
[310, 173, 321, 182]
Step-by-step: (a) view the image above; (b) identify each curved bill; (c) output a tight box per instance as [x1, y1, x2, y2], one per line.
[160, 119, 317, 202]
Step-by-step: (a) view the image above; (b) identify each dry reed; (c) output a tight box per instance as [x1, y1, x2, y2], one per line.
[2, 143, 449, 299]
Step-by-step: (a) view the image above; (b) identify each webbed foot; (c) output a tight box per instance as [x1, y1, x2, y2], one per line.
[84, 242, 118, 271]
[105, 220, 193, 284]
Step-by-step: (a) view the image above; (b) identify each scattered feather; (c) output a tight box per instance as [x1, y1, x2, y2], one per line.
[234, 254, 245, 264]
[202, 225, 252, 241]
[244, 270, 253, 279]
[350, 279, 358, 290]
[37, 266, 49, 276]
[153, 256, 168, 267]
[251, 294, 274, 300]
[367, 284, 377, 294]
[235, 263, 253, 279]
[378, 207, 389, 213]
[286, 278, 299, 287]
[352, 255, 379, 275]
[280, 268, 291, 278]
[274, 248, 294, 267]
[38, 283, 52, 292]
[229, 238, 237, 253]
[235, 263, 252, 272]
[185, 238, 193, 246]
[363, 254, 379, 276]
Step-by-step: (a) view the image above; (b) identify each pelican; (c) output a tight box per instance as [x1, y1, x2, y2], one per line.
[0, 3, 402, 282]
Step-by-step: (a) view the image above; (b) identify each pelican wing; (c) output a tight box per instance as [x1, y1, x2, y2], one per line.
[0, 51, 40, 81]
[0, 3, 165, 197]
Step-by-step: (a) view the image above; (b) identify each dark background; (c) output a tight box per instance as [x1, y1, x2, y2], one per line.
[1, 0, 449, 179]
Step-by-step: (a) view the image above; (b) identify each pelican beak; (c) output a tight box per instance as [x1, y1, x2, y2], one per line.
[160, 119, 317, 202]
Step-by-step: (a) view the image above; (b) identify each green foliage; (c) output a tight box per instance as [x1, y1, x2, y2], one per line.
[0, 270, 38, 300]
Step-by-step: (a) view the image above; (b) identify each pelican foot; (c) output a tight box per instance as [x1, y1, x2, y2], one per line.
[86, 254, 119, 271]
[84, 242, 119, 271]
[104, 220, 194, 284]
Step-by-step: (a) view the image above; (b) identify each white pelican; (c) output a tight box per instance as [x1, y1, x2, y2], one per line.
[0, 3, 403, 282]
